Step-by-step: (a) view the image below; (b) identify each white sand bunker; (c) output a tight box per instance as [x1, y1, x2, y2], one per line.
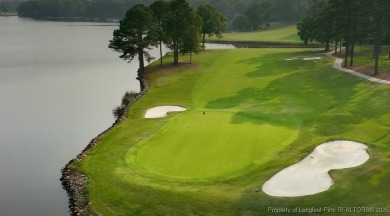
[144, 106, 187, 118]
[285, 57, 321, 61]
[303, 57, 321, 60]
[262, 140, 369, 197]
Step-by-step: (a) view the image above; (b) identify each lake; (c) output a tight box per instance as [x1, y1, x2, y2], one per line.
[0, 16, 164, 216]
[0, 16, 233, 215]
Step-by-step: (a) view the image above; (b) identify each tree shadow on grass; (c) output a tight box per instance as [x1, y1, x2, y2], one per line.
[229, 89, 390, 216]
[236, 50, 323, 78]
[221, 52, 390, 215]
[309, 83, 390, 137]
[205, 51, 390, 137]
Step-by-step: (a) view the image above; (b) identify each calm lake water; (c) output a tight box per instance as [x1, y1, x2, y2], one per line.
[0, 16, 233, 216]
[0, 16, 165, 216]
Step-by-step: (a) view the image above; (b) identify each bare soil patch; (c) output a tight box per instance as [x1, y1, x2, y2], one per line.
[347, 66, 390, 81]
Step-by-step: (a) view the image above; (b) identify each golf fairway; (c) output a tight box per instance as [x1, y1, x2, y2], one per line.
[79, 48, 390, 215]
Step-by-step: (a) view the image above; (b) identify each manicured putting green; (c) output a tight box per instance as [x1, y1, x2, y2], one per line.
[129, 111, 298, 180]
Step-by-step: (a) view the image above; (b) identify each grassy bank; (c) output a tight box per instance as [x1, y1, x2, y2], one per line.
[210, 25, 300, 43]
[223, 24, 390, 78]
[206, 25, 322, 48]
[348, 46, 390, 77]
[77, 48, 390, 215]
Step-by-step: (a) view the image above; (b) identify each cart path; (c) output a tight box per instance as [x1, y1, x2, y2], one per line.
[325, 52, 390, 85]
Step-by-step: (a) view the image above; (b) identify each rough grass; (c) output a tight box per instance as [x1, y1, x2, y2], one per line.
[350, 45, 390, 73]
[79, 49, 390, 215]
[208, 25, 301, 43]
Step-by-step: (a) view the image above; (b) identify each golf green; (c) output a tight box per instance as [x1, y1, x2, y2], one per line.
[129, 111, 298, 180]
[127, 49, 301, 181]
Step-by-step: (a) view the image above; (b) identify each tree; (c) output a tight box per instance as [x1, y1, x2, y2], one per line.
[181, 10, 202, 63]
[150, 0, 170, 66]
[232, 15, 248, 32]
[297, 0, 389, 75]
[17, 1, 40, 17]
[327, 0, 369, 67]
[1, 1, 9, 13]
[369, 0, 389, 75]
[384, 28, 390, 60]
[310, 0, 334, 51]
[297, 16, 316, 45]
[108, 4, 155, 91]
[297, 0, 336, 51]
[165, 0, 201, 65]
[245, 2, 271, 31]
[331, 0, 357, 67]
[196, 4, 227, 50]
[270, 0, 312, 23]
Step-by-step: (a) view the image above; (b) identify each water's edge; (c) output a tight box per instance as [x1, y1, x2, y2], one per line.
[60, 44, 231, 215]
[60, 79, 149, 216]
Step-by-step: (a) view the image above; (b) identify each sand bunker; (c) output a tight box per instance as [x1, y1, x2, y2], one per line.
[285, 58, 300, 61]
[144, 106, 187, 118]
[262, 140, 369, 197]
[285, 57, 321, 61]
[303, 57, 321, 60]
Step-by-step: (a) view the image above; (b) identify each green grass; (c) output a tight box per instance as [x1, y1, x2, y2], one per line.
[78, 48, 390, 215]
[130, 111, 298, 181]
[209, 25, 301, 43]
[350, 45, 390, 74]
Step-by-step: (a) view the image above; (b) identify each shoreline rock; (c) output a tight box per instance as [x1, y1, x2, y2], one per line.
[60, 79, 149, 216]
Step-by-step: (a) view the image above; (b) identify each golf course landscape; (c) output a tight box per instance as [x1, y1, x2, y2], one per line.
[209, 24, 301, 43]
[206, 25, 321, 48]
[71, 46, 390, 215]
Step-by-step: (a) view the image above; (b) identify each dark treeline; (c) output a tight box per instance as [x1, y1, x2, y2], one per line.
[109, 0, 227, 91]
[1, 1, 23, 13]
[190, 0, 314, 25]
[17, 0, 314, 27]
[17, 0, 156, 20]
[229, 0, 314, 31]
[297, 0, 390, 75]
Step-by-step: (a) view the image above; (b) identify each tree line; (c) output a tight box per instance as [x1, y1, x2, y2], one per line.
[1, 0, 22, 13]
[231, 0, 314, 32]
[108, 0, 227, 91]
[297, 0, 390, 75]
[17, 0, 314, 29]
[17, 0, 144, 19]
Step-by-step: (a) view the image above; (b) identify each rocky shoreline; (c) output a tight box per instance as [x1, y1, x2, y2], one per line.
[60, 80, 149, 216]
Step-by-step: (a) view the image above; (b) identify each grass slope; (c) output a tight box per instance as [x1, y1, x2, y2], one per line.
[209, 25, 301, 43]
[350, 45, 390, 74]
[78, 49, 390, 215]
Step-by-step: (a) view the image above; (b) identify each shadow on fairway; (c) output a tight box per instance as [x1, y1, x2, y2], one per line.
[206, 52, 390, 137]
